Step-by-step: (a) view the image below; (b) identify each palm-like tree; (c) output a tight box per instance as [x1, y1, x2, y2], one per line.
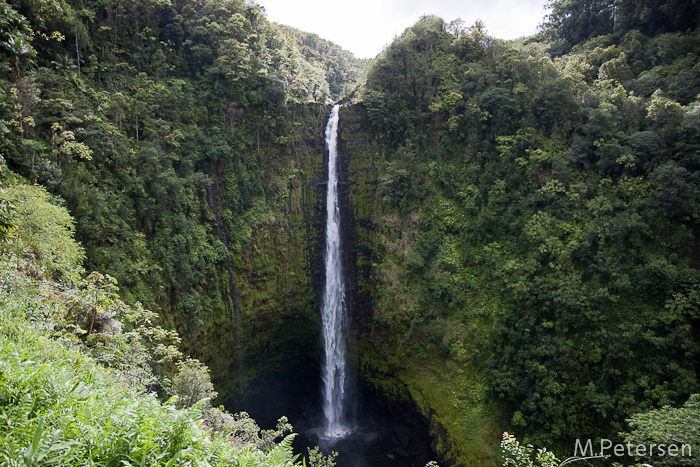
[1, 6, 34, 79]
[54, 53, 78, 73]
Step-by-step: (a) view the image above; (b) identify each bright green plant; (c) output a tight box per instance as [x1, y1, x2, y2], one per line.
[0, 188, 16, 243]
[0, 284, 300, 467]
[171, 358, 217, 409]
[1, 183, 84, 279]
[501, 433, 612, 467]
[620, 394, 700, 466]
[501, 432, 560, 467]
[306, 446, 337, 467]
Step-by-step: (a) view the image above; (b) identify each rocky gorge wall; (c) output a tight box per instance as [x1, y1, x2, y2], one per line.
[185, 102, 498, 466]
[337, 104, 499, 467]
[186, 104, 329, 406]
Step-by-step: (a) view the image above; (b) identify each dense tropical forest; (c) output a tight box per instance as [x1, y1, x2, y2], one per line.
[1, 0, 699, 465]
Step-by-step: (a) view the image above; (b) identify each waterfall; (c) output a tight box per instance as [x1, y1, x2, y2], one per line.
[321, 104, 349, 439]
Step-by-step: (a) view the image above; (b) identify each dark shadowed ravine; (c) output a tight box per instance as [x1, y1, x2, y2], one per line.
[234, 361, 436, 467]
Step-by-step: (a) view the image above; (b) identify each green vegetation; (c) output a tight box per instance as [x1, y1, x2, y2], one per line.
[542, 0, 700, 53]
[305, 446, 338, 467]
[621, 394, 700, 466]
[0, 187, 17, 242]
[3, 183, 84, 278]
[0, 304, 298, 465]
[0, 0, 345, 401]
[0, 0, 350, 461]
[500, 433, 559, 467]
[1, 0, 699, 465]
[276, 24, 368, 102]
[350, 3, 700, 464]
[0, 173, 300, 466]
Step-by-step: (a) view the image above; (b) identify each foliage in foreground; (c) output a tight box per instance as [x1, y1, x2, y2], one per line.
[502, 423, 700, 466]
[500, 432, 659, 467]
[0, 174, 301, 465]
[621, 394, 700, 466]
[501, 433, 560, 467]
[0, 295, 298, 466]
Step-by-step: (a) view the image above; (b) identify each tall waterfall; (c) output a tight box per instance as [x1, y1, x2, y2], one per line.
[321, 104, 349, 438]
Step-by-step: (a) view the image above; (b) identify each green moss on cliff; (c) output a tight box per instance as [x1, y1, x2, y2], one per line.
[191, 104, 330, 403]
[339, 104, 501, 466]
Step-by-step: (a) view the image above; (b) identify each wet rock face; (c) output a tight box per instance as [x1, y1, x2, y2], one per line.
[192, 104, 329, 407]
[209, 104, 437, 467]
[336, 107, 378, 336]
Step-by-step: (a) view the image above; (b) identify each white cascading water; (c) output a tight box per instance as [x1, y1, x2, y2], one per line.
[321, 104, 349, 439]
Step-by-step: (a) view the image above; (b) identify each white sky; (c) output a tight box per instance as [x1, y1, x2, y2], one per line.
[254, 0, 550, 59]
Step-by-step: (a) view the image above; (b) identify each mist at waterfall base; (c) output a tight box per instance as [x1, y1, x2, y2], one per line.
[236, 362, 436, 467]
[230, 105, 436, 466]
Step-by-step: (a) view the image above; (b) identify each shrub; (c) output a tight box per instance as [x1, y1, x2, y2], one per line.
[172, 358, 217, 409]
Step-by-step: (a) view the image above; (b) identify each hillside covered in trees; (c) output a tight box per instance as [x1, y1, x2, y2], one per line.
[0, 170, 303, 464]
[355, 0, 700, 463]
[0, 0, 358, 463]
[1, 0, 699, 465]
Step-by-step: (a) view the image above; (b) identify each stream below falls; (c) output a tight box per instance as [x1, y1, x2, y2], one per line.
[234, 360, 436, 467]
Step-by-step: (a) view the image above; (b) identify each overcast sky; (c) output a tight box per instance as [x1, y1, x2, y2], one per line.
[254, 0, 550, 59]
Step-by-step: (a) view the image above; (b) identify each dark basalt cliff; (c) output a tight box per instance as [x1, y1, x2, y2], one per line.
[187, 104, 329, 406]
[187, 103, 475, 465]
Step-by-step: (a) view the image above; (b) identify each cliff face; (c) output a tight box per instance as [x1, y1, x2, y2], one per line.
[185, 103, 495, 465]
[337, 104, 498, 467]
[188, 104, 329, 405]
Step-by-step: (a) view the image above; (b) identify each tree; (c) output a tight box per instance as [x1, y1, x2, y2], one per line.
[0, 2, 34, 79]
[541, 0, 616, 48]
[0, 187, 16, 243]
[362, 90, 385, 132]
[541, 0, 700, 49]
[171, 358, 217, 409]
[614, 0, 700, 38]
[1, 183, 84, 278]
[621, 394, 700, 466]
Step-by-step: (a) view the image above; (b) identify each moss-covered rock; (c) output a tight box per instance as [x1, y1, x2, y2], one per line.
[339, 104, 501, 466]
[182, 104, 330, 405]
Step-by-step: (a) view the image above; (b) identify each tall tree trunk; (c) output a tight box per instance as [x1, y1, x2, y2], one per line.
[11, 55, 20, 81]
[75, 34, 81, 76]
